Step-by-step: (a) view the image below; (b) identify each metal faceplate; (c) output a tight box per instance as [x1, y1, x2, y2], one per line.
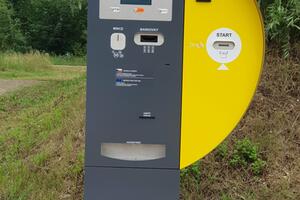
[99, 0, 173, 21]
[85, 0, 184, 170]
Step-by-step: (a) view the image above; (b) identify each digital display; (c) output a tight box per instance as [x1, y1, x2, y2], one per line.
[121, 0, 152, 5]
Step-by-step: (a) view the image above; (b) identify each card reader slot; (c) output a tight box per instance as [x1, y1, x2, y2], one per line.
[141, 35, 158, 43]
[134, 33, 164, 46]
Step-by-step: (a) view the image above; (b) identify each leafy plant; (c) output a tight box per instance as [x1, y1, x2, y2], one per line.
[215, 142, 229, 160]
[264, 0, 300, 57]
[180, 161, 201, 182]
[251, 159, 267, 175]
[230, 139, 258, 167]
[230, 138, 266, 175]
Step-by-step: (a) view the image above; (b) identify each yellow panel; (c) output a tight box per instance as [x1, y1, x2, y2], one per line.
[180, 0, 265, 169]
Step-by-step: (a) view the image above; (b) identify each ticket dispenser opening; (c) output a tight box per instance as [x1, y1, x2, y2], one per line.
[85, 0, 264, 199]
[101, 143, 166, 161]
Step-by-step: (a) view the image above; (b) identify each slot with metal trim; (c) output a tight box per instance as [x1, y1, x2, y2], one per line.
[101, 143, 166, 161]
[213, 41, 235, 50]
[141, 35, 158, 43]
[134, 33, 164, 46]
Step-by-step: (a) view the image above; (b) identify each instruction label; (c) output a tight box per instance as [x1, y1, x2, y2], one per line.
[115, 68, 154, 87]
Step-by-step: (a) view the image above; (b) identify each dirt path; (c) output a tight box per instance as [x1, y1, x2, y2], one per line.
[0, 80, 39, 96]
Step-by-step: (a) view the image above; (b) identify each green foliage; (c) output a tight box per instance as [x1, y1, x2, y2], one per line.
[230, 139, 258, 167]
[216, 142, 229, 159]
[0, 0, 26, 52]
[251, 158, 267, 175]
[7, 0, 87, 55]
[180, 161, 201, 182]
[230, 138, 266, 175]
[4, 0, 88, 55]
[261, 0, 300, 57]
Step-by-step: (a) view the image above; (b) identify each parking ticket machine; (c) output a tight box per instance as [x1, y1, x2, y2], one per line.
[84, 0, 265, 199]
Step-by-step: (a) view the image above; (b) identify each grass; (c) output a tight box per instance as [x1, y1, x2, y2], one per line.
[0, 77, 86, 200]
[50, 55, 86, 66]
[0, 49, 299, 199]
[0, 52, 85, 80]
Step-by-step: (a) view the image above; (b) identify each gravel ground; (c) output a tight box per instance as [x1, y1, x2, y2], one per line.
[0, 80, 39, 95]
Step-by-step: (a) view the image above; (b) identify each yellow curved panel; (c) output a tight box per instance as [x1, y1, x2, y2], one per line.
[180, 0, 265, 169]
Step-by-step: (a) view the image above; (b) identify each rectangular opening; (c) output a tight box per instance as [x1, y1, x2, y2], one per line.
[213, 41, 235, 50]
[140, 35, 158, 43]
[101, 143, 166, 161]
[134, 33, 164, 46]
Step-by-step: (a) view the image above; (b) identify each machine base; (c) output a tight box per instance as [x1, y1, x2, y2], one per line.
[84, 167, 180, 200]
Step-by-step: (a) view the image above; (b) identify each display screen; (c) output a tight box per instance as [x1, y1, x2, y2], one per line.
[121, 0, 152, 5]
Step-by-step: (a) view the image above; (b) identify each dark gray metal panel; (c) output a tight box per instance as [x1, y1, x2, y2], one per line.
[84, 167, 180, 200]
[85, 0, 184, 169]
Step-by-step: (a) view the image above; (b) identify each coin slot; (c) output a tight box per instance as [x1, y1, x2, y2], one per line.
[213, 41, 235, 50]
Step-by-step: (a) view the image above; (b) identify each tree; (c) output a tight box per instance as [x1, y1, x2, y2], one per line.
[11, 0, 87, 55]
[0, 0, 25, 51]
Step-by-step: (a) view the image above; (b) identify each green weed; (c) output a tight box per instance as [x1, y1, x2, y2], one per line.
[215, 142, 229, 160]
[251, 159, 267, 176]
[230, 138, 266, 175]
[180, 161, 201, 182]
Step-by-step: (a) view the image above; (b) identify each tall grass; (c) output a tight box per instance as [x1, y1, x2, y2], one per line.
[0, 52, 52, 72]
[0, 52, 86, 80]
[50, 55, 86, 66]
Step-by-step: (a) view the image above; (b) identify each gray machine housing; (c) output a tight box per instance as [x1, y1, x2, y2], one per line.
[85, 0, 184, 199]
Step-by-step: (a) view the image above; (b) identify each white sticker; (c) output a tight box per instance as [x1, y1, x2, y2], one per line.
[206, 28, 242, 69]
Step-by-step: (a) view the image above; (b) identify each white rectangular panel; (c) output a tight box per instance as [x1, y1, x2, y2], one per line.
[99, 0, 173, 21]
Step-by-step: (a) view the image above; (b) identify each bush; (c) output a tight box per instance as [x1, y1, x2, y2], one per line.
[230, 138, 266, 175]
[262, 0, 300, 57]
